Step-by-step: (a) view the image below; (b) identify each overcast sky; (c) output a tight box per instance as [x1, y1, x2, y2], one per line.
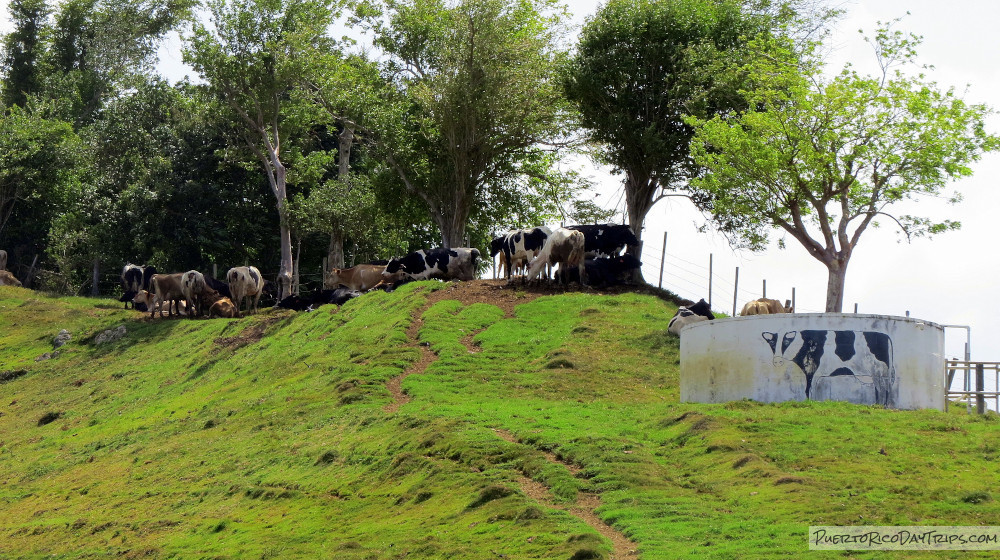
[3, 0, 998, 364]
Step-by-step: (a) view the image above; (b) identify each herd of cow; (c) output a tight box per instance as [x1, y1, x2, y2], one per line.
[106, 223, 646, 319]
[667, 296, 795, 335]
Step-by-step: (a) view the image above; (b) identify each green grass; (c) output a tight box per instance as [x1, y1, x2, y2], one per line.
[2, 283, 1000, 559]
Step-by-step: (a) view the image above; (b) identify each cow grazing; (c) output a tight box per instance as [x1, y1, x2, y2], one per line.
[740, 298, 787, 316]
[147, 273, 187, 318]
[565, 224, 639, 257]
[382, 248, 481, 283]
[0, 269, 22, 287]
[497, 227, 551, 281]
[324, 264, 386, 292]
[667, 299, 714, 335]
[182, 270, 216, 317]
[525, 228, 586, 285]
[556, 255, 642, 287]
[0, 249, 6, 271]
[227, 266, 265, 316]
[763, 330, 896, 407]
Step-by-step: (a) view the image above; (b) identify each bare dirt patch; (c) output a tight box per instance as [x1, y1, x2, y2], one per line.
[213, 315, 286, 350]
[494, 429, 639, 559]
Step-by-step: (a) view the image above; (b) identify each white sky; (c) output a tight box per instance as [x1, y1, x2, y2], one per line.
[2, 1, 998, 362]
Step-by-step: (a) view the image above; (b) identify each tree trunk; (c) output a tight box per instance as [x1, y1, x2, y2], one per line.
[437, 209, 468, 249]
[824, 259, 848, 312]
[274, 164, 293, 302]
[328, 230, 345, 269]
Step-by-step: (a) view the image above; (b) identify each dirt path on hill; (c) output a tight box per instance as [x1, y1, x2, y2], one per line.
[494, 429, 639, 559]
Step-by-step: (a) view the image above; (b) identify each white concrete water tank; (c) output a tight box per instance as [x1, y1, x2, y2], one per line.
[679, 313, 945, 410]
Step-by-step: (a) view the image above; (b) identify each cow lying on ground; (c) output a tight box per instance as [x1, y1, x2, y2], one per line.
[278, 288, 362, 311]
[740, 298, 789, 316]
[324, 264, 385, 291]
[555, 255, 642, 287]
[382, 248, 480, 283]
[0, 269, 21, 287]
[566, 224, 639, 257]
[526, 228, 586, 285]
[668, 299, 714, 335]
[227, 266, 265, 316]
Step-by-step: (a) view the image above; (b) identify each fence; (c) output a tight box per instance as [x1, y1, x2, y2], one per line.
[945, 361, 1000, 414]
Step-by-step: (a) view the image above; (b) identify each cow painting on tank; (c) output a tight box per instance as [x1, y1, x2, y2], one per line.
[762, 329, 897, 407]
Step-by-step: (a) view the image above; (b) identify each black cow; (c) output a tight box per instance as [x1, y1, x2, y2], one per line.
[382, 247, 480, 283]
[667, 299, 714, 335]
[763, 330, 896, 407]
[205, 276, 232, 300]
[565, 224, 639, 257]
[120, 264, 157, 309]
[556, 255, 642, 287]
[278, 288, 363, 311]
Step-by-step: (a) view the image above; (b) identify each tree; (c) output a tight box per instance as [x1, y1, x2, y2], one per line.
[184, 0, 340, 300]
[686, 24, 1000, 311]
[2, 0, 51, 108]
[371, 0, 576, 248]
[563, 0, 780, 257]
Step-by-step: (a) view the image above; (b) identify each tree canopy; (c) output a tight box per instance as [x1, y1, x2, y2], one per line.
[687, 23, 1000, 311]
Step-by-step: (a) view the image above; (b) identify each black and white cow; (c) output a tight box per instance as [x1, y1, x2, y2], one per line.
[667, 299, 714, 335]
[278, 288, 363, 311]
[565, 224, 639, 257]
[525, 228, 586, 285]
[382, 247, 481, 283]
[762, 330, 896, 407]
[555, 254, 642, 287]
[498, 226, 552, 281]
[119, 264, 157, 309]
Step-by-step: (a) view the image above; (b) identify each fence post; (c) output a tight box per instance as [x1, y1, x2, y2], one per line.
[791, 287, 796, 313]
[762, 279, 766, 298]
[657, 231, 667, 289]
[213, 263, 218, 279]
[25, 254, 38, 288]
[976, 363, 986, 415]
[732, 267, 739, 316]
[854, 303, 859, 313]
[92, 259, 100, 296]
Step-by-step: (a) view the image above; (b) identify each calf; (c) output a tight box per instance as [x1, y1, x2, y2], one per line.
[565, 224, 639, 257]
[207, 295, 238, 319]
[667, 299, 714, 335]
[227, 266, 265, 316]
[740, 298, 786, 316]
[0, 269, 21, 287]
[382, 248, 480, 283]
[149, 273, 187, 318]
[763, 330, 896, 406]
[525, 228, 586, 285]
[324, 264, 386, 291]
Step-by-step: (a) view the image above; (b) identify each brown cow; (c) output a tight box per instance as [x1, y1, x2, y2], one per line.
[740, 298, 787, 316]
[324, 264, 386, 292]
[0, 269, 21, 287]
[208, 296, 238, 318]
[149, 273, 187, 318]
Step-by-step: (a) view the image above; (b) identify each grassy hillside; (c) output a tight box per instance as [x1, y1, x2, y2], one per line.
[1, 281, 999, 559]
